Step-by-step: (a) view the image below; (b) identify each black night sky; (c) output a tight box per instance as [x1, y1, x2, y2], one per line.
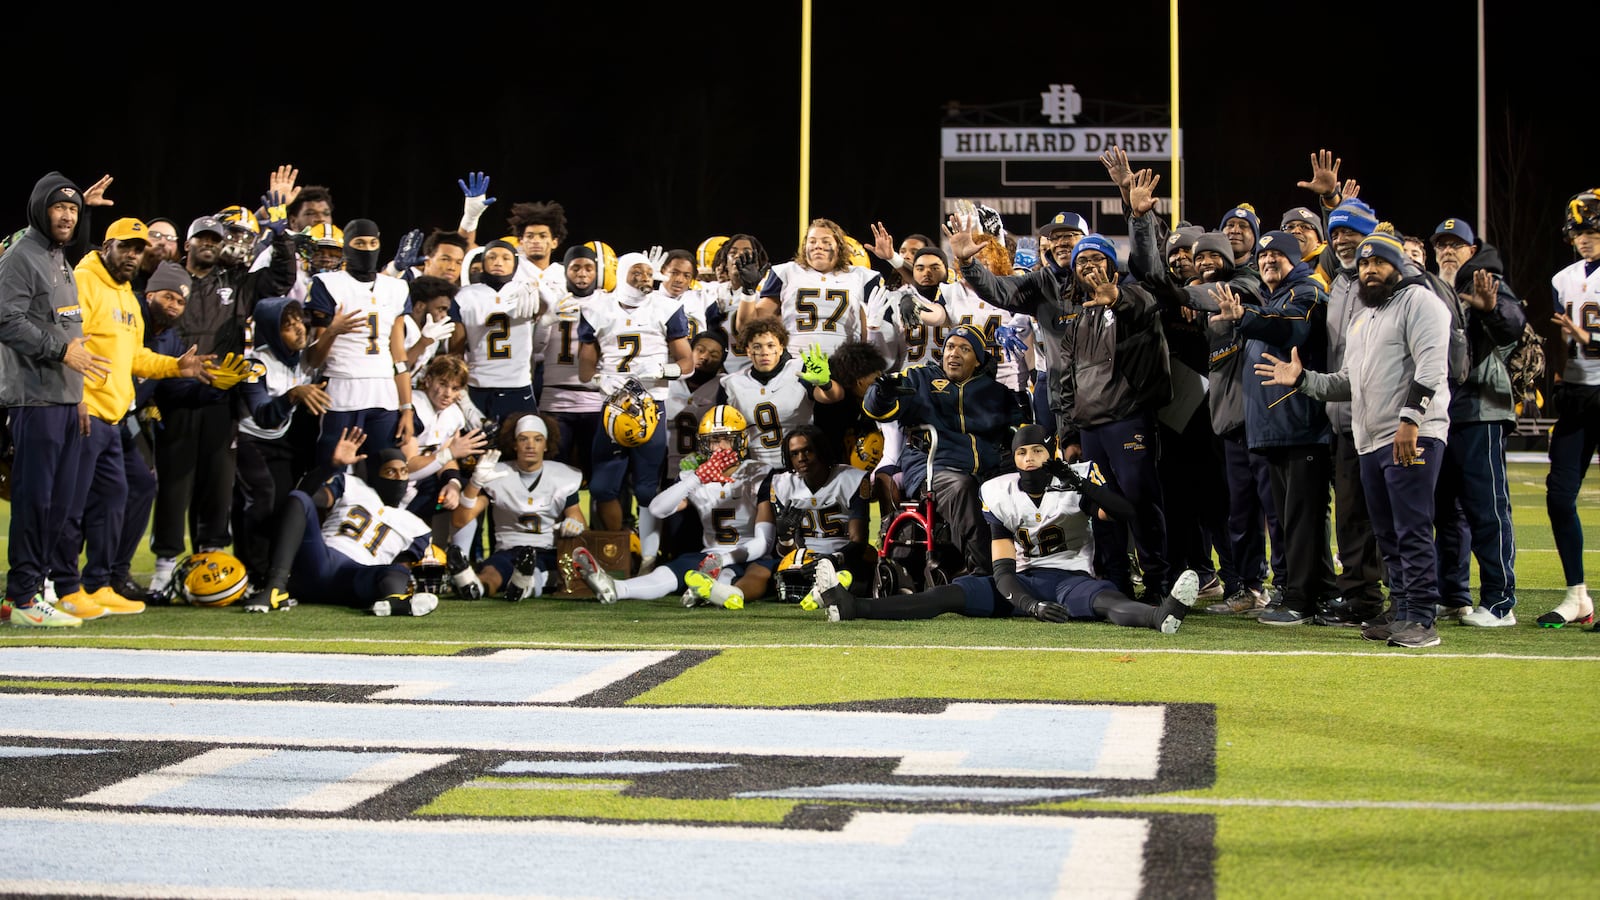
[6, 1, 1591, 307]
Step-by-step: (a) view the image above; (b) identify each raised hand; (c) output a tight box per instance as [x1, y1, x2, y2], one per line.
[421, 313, 456, 343]
[994, 324, 1028, 364]
[1098, 146, 1133, 190]
[259, 191, 288, 229]
[393, 228, 426, 271]
[83, 174, 115, 208]
[204, 352, 256, 390]
[175, 344, 216, 382]
[1128, 168, 1162, 217]
[1253, 346, 1304, 386]
[470, 449, 505, 489]
[644, 245, 668, 282]
[458, 171, 495, 232]
[268, 165, 301, 206]
[799, 344, 832, 386]
[734, 250, 764, 289]
[1079, 269, 1118, 308]
[1467, 269, 1501, 311]
[332, 426, 368, 468]
[1340, 178, 1361, 200]
[867, 221, 896, 260]
[1210, 284, 1245, 321]
[447, 427, 489, 459]
[942, 215, 981, 264]
[1296, 149, 1342, 197]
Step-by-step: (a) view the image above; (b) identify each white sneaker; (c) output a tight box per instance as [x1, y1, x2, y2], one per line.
[8, 597, 81, 628]
[1459, 607, 1516, 627]
[1435, 603, 1472, 621]
[42, 581, 58, 606]
[371, 592, 438, 617]
[148, 558, 177, 594]
[572, 547, 617, 604]
[1537, 588, 1594, 628]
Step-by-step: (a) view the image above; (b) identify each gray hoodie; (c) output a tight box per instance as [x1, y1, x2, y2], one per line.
[0, 172, 85, 406]
[1300, 279, 1452, 455]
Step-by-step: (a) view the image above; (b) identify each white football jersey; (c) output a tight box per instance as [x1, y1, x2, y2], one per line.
[412, 391, 468, 454]
[767, 464, 868, 555]
[721, 357, 814, 468]
[578, 291, 690, 402]
[701, 282, 753, 375]
[237, 348, 315, 442]
[401, 314, 444, 375]
[760, 262, 881, 357]
[514, 257, 566, 296]
[323, 477, 432, 565]
[307, 271, 410, 381]
[457, 282, 538, 388]
[665, 375, 726, 474]
[980, 467, 1095, 575]
[539, 311, 604, 413]
[481, 460, 584, 550]
[1553, 260, 1600, 385]
[686, 460, 770, 552]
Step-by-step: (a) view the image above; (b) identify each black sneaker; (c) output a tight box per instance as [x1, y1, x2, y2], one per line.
[1155, 570, 1201, 634]
[1361, 607, 1396, 630]
[447, 545, 484, 600]
[1314, 596, 1374, 627]
[1361, 618, 1398, 642]
[113, 576, 153, 604]
[1258, 607, 1313, 626]
[1387, 621, 1441, 648]
[502, 547, 539, 602]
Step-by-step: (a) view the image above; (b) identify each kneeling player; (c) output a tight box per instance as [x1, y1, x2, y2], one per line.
[449, 415, 586, 601]
[574, 406, 772, 609]
[254, 427, 439, 616]
[815, 425, 1199, 629]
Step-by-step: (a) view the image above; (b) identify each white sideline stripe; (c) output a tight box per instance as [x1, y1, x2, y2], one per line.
[72, 747, 274, 806]
[1085, 796, 1600, 813]
[4, 633, 1598, 662]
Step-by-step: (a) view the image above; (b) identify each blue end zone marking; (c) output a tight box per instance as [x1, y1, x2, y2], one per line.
[136, 751, 412, 811]
[493, 760, 735, 775]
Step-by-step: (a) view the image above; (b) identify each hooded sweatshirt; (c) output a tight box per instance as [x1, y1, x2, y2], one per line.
[238, 297, 316, 441]
[0, 172, 87, 406]
[75, 248, 180, 421]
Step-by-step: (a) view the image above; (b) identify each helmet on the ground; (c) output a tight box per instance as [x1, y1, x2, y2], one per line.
[775, 547, 824, 604]
[409, 546, 449, 595]
[602, 378, 660, 448]
[179, 551, 250, 607]
[697, 405, 748, 458]
[850, 430, 884, 471]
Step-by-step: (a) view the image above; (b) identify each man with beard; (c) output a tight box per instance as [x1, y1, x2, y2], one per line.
[49, 220, 213, 620]
[1308, 197, 1389, 625]
[864, 325, 1025, 577]
[1256, 232, 1453, 649]
[130, 217, 179, 294]
[1211, 231, 1335, 626]
[1427, 217, 1526, 627]
[0, 173, 111, 627]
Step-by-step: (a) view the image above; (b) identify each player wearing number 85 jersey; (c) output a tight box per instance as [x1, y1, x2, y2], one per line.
[747, 218, 881, 359]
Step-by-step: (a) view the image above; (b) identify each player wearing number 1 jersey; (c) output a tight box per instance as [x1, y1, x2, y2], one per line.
[305, 218, 415, 470]
[454, 240, 541, 420]
[751, 218, 881, 359]
[539, 245, 605, 471]
[579, 252, 693, 564]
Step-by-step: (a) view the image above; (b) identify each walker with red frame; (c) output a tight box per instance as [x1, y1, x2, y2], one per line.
[874, 426, 963, 596]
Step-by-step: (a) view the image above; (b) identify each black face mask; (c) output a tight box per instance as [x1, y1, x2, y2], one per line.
[480, 271, 513, 291]
[914, 281, 940, 301]
[345, 247, 380, 280]
[1017, 467, 1053, 494]
[373, 477, 408, 508]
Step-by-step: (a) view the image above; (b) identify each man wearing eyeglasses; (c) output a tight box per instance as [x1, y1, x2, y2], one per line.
[131, 218, 180, 294]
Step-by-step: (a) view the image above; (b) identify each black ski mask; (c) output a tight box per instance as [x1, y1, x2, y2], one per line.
[371, 448, 410, 507]
[563, 245, 599, 298]
[1012, 425, 1054, 493]
[343, 218, 381, 281]
[479, 240, 519, 291]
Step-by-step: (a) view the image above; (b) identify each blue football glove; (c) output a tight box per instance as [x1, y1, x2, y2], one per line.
[393, 228, 426, 272]
[995, 324, 1028, 364]
[457, 171, 496, 233]
[259, 191, 288, 233]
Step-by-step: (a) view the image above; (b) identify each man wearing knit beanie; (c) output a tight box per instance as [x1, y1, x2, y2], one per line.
[1219, 204, 1260, 266]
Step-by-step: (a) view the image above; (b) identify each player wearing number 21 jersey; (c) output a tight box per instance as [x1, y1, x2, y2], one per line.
[754, 218, 882, 358]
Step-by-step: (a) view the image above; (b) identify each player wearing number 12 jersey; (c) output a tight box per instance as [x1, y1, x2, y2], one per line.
[751, 218, 881, 359]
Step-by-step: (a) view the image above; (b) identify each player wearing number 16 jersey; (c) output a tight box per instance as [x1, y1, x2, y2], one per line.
[751, 218, 882, 359]
[454, 240, 540, 421]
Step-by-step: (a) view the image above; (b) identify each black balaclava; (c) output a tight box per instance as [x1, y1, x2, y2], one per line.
[343, 219, 381, 281]
[563, 245, 599, 298]
[479, 240, 519, 291]
[371, 448, 410, 507]
[1013, 424, 1054, 494]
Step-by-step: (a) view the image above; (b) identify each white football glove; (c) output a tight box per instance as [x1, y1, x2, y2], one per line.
[555, 295, 581, 321]
[644, 245, 667, 282]
[865, 285, 892, 334]
[470, 450, 505, 489]
[662, 362, 682, 380]
[556, 517, 585, 538]
[421, 313, 455, 343]
[509, 283, 541, 319]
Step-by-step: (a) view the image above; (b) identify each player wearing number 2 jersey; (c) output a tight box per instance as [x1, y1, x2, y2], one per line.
[454, 240, 540, 421]
[750, 218, 881, 359]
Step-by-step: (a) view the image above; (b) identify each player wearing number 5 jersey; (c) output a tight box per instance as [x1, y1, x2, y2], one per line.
[751, 218, 881, 359]
[579, 252, 693, 565]
[305, 218, 415, 470]
[253, 427, 438, 616]
[453, 240, 541, 421]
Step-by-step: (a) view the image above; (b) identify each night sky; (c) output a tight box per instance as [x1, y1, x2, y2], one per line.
[6, 2, 1589, 302]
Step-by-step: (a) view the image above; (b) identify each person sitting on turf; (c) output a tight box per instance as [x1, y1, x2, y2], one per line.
[573, 405, 773, 609]
[448, 414, 586, 601]
[253, 426, 439, 616]
[813, 424, 1200, 630]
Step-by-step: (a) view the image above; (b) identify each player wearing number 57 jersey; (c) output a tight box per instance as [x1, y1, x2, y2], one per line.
[579, 252, 693, 563]
[256, 429, 437, 615]
[305, 219, 415, 469]
[750, 218, 882, 359]
[453, 240, 541, 421]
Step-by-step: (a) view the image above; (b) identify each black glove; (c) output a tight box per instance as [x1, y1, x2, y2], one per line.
[897, 291, 921, 327]
[1027, 600, 1070, 623]
[773, 504, 806, 546]
[1046, 457, 1083, 490]
[874, 370, 912, 397]
[993, 557, 1047, 616]
[735, 250, 763, 289]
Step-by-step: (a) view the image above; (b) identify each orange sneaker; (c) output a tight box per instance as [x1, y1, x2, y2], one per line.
[51, 590, 109, 620]
[89, 586, 146, 615]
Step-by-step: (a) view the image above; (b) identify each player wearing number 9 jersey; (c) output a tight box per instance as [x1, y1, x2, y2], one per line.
[454, 240, 540, 421]
[721, 317, 845, 468]
[752, 218, 882, 359]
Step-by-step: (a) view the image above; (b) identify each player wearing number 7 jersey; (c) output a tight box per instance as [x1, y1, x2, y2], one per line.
[453, 240, 541, 421]
[747, 218, 881, 359]
[579, 252, 693, 566]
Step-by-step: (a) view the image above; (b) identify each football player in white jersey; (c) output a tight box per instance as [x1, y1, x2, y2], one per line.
[575, 406, 773, 610]
[449, 415, 585, 602]
[721, 317, 844, 467]
[400, 355, 488, 529]
[704, 233, 769, 376]
[1541, 191, 1600, 628]
[666, 333, 729, 474]
[742, 425, 872, 603]
[304, 218, 416, 469]
[579, 252, 693, 566]
[655, 248, 722, 345]
[251, 427, 439, 616]
[815, 425, 1199, 630]
[505, 201, 568, 296]
[743, 218, 881, 359]
[538, 245, 605, 472]
[400, 275, 459, 373]
[452, 240, 542, 420]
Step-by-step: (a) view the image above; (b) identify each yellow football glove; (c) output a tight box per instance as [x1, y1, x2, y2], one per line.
[204, 352, 255, 390]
